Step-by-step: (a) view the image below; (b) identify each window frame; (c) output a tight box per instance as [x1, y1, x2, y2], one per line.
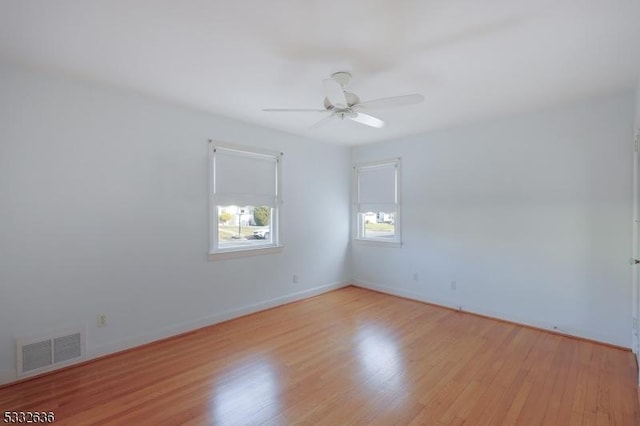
[208, 141, 283, 260]
[352, 158, 402, 248]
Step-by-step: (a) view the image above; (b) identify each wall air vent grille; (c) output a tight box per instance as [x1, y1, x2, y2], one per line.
[53, 333, 81, 363]
[17, 327, 85, 377]
[22, 340, 52, 372]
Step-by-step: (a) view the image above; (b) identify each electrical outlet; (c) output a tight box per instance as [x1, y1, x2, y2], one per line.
[633, 317, 639, 330]
[451, 281, 457, 290]
[413, 272, 418, 281]
[293, 274, 299, 284]
[97, 314, 107, 327]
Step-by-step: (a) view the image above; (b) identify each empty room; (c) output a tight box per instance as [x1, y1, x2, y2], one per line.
[1, 0, 640, 424]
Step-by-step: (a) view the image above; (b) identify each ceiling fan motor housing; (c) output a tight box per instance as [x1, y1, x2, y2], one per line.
[324, 92, 360, 110]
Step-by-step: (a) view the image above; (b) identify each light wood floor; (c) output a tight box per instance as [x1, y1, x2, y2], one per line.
[1, 286, 638, 425]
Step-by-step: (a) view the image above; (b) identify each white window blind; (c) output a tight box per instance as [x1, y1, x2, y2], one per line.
[357, 162, 397, 212]
[213, 147, 278, 207]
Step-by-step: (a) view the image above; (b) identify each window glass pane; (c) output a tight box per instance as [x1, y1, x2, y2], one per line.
[218, 205, 272, 249]
[362, 211, 395, 239]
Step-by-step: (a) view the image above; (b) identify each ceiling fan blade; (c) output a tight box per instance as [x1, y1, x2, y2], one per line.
[262, 108, 327, 112]
[309, 113, 336, 130]
[357, 94, 424, 110]
[347, 112, 385, 129]
[323, 78, 348, 108]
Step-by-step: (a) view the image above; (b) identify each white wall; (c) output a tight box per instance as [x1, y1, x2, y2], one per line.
[352, 93, 636, 348]
[0, 63, 351, 384]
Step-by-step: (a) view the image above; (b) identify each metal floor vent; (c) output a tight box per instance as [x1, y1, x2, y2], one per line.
[17, 328, 85, 376]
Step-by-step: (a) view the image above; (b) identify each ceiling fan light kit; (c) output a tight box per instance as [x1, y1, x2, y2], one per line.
[263, 71, 424, 130]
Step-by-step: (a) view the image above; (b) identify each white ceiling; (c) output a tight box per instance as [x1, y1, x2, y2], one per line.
[1, 0, 639, 145]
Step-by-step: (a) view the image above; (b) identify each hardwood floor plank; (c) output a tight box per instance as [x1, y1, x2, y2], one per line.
[0, 286, 637, 425]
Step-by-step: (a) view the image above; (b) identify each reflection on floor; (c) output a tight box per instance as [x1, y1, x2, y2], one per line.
[213, 357, 278, 424]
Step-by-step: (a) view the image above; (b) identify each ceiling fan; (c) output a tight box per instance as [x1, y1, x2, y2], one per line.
[262, 72, 424, 129]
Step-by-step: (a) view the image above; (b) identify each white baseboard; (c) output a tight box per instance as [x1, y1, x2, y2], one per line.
[353, 280, 630, 349]
[0, 281, 349, 386]
[89, 281, 349, 359]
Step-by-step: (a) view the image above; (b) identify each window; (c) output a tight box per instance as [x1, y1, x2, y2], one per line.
[209, 142, 282, 259]
[353, 158, 401, 246]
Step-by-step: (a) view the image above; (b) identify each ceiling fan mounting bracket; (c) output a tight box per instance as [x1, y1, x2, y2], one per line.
[330, 71, 352, 87]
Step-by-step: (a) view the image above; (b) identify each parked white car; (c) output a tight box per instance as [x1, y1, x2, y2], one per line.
[253, 229, 270, 239]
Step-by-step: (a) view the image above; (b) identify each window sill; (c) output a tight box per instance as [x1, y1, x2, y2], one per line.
[353, 238, 402, 248]
[209, 245, 284, 261]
